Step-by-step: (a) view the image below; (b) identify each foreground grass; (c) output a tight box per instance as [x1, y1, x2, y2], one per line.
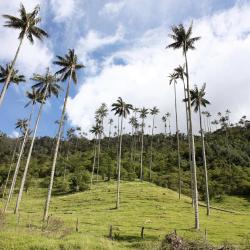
[0, 180, 249, 249]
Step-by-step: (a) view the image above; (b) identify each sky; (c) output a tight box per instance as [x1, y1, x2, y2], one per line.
[0, 0, 250, 138]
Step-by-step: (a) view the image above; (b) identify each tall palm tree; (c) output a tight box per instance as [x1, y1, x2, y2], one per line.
[167, 22, 201, 229]
[108, 118, 114, 149]
[139, 107, 149, 181]
[1, 4, 48, 107]
[43, 49, 84, 221]
[166, 112, 171, 136]
[2, 122, 23, 199]
[4, 89, 40, 212]
[129, 116, 138, 163]
[149, 106, 159, 181]
[95, 103, 108, 181]
[14, 69, 60, 214]
[169, 72, 182, 199]
[190, 83, 210, 216]
[89, 123, 103, 188]
[174, 65, 194, 205]
[0, 64, 25, 92]
[111, 97, 133, 209]
[162, 115, 167, 136]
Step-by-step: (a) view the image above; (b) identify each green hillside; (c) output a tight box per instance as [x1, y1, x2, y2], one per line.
[1, 181, 249, 249]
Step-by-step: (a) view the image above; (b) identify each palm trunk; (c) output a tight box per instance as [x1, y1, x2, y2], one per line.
[116, 117, 120, 175]
[174, 83, 181, 200]
[149, 115, 155, 182]
[96, 134, 101, 182]
[198, 105, 210, 216]
[116, 115, 123, 209]
[140, 120, 144, 181]
[90, 137, 97, 189]
[14, 83, 49, 214]
[0, 36, 24, 108]
[182, 79, 194, 206]
[2, 138, 19, 198]
[184, 50, 199, 230]
[4, 105, 34, 212]
[43, 71, 72, 221]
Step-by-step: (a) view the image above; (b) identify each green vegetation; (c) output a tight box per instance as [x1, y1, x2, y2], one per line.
[0, 181, 249, 249]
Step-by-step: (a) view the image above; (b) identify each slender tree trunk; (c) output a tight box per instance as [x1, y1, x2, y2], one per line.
[140, 120, 144, 181]
[198, 105, 210, 216]
[90, 137, 97, 189]
[185, 50, 199, 230]
[14, 83, 49, 214]
[2, 138, 19, 198]
[182, 79, 194, 206]
[116, 115, 123, 209]
[174, 83, 181, 200]
[116, 117, 120, 175]
[4, 105, 34, 212]
[0, 37, 24, 108]
[96, 134, 101, 181]
[43, 71, 72, 221]
[149, 115, 155, 182]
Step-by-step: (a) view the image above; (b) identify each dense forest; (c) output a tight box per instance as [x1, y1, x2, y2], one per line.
[1, 121, 249, 201]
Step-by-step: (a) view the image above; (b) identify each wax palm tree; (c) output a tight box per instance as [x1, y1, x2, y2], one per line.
[14, 69, 60, 214]
[167, 22, 201, 229]
[149, 106, 159, 181]
[139, 107, 149, 181]
[95, 103, 108, 181]
[169, 72, 182, 199]
[108, 118, 114, 149]
[166, 112, 171, 136]
[111, 97, 133, 209]
[43, 49, 85, 221]
[129, 116, 138, 162]
[2, 122, 23, 199]
[1, 4, 48, 107]
[89, 123, 103, 188]
[4, 89, 40, 212]
[0, 64, 25, 92]
[162, 115, 167, 136]
[190, 83, 210, 216]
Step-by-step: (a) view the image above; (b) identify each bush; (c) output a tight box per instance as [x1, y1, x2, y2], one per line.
[70, 170, 90, 192]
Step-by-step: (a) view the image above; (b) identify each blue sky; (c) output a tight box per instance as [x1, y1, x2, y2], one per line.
[0, 0, 249, 138]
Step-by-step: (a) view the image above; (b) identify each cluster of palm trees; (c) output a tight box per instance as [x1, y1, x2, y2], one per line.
[1, 4, 242, 231]
[0, 4, 84, 221]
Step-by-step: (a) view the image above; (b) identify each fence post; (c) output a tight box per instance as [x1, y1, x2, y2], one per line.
[76, 217, 79, 232]
[109, 225, 113, 239]
[141, 226, 144, 239]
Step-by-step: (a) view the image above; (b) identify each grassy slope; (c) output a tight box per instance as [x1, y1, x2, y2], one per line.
[0, 180, 249, 249]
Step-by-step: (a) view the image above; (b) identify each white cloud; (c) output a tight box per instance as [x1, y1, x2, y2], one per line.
[67, 2, 250, 136]
[9, 130, 19, 138]
[76, 25, 125, 74]
[50, 0, 79, 22]
[100, 1, 125, 16]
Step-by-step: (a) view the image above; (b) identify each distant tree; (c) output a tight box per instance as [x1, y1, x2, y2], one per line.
[139, 107, 149, 181]
[149, 106, 159, 181]
[111, 97, 133, 209]
[1, 4, 48, 107]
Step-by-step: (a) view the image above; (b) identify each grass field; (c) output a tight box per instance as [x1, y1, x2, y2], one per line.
[0, 180, 249, 249]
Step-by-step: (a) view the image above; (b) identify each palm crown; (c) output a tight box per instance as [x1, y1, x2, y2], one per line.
[0, 64, 25, 87]
[53, 49, 85, 83]
[150, 106, 159, 115]
[90, 123, 103, 137]
[173, 65, 186, 81]
[15, 118, 28, 132]
[190, 83, 210, 112]
[25, 88, 42, 107]
[3, 4, 48, 43]
[166, 23, 201, 54]
[139, 107, 149, 119]
[111, 97, 133, 118]
[31, 68, 61, 99]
